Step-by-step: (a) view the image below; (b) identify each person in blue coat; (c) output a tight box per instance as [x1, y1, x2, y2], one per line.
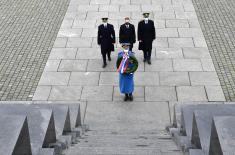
[117, 43, 138, 101]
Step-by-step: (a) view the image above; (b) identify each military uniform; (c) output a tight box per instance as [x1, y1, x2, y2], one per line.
[137, 13, 156, 64]
[98, 18, 116, 68]
[119, 22, 136, 51]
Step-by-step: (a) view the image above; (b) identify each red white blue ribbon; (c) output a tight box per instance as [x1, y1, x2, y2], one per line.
[118, 53, 129, 74]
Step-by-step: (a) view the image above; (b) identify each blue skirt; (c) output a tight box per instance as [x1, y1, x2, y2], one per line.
[119, 73, 134, 94]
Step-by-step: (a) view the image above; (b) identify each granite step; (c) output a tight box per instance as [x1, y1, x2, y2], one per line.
[65, 146, 182, 155]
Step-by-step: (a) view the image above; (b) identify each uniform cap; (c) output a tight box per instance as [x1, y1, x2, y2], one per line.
[121, 43, 131, 47]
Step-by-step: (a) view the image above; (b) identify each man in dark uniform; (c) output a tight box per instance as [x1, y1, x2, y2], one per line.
[137, 13, 156, 65]
[98, 17, 116, 68]
[119, 17, 136, 51]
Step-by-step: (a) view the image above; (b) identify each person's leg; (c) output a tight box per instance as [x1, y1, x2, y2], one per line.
[129, 93, 133, 101]
[143, 50, 147, 62]
[107, 50, 111, 61]
[124, 93, 129, 101]
[102, 52, 107, 67]
[147, 50, 152, 64]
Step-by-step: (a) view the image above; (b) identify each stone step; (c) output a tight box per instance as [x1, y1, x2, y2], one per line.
[65, 146, 182, 155]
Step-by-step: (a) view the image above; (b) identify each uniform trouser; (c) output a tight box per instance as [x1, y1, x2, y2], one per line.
[102, 50, 111, 64]
[143, 50, 152, 60]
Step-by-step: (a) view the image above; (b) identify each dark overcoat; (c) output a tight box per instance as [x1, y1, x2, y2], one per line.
[119, 23, 136, 49]
[97, 24, 116, 53]
[137, 20, 156, 51]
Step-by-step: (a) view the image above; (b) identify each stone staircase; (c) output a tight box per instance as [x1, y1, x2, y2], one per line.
[64, 101, 184, 155]
[65, 129, 183, 155]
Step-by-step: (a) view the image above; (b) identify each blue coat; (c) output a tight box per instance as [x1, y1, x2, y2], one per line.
[118, 51, 135, 94]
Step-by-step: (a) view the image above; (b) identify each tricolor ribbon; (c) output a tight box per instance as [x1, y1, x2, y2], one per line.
[118, 53, 129, 74]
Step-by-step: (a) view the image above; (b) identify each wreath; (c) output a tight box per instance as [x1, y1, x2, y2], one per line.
[116, 55, 138, 74]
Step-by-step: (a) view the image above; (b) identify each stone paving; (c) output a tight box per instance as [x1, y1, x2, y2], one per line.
[192, 0, 235, 101]
[33, 0, 226, 103]
[0, 0, 70, 100]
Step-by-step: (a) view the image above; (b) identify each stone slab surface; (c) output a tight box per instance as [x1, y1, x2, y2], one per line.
[191, 106, 235, 154]
[32, 0, 224, 104]
[0, 115, 31, 155]
[0, 104, 56, 155]
[84, 101, 170, 131]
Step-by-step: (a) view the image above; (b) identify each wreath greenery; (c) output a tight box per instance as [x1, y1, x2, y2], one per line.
[116, 55, 138, 74]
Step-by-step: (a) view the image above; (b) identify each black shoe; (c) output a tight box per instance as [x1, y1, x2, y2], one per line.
[143, 59, 146, 62]
[124, 95, 129, 101]
[129, 94, 133, 101]
[108, 57, 111, 61]
[147, 60, 151, 65]
[102, 63, 107, 68]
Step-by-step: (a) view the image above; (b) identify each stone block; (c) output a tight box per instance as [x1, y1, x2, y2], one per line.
[67, 38, 92, 48]
[44, 60, 60, 71]
[86, 11, 109, 20]
[178, 28, 203, 37]
[169, 38, 194, 47]
[154, 20, 166, 28]
[182, 47, 210, 59]
[77, 5, 99, 12]
[205, 86, 226, 101]
[132, 0, 151, 4]
[162, 4, 184, 12]
[176, 86, 207, 102]
[173, 59, 203, 71]
[111, 0, 130, 4]
[189, 149, 203, 155]
[191, 108, 235, 154]
[109, 12, 131, 20]
[145, 60, 173, 71]
[152, 0, 172, 4]
[160, 72, 190, 86]
[209, 116, 235, 155]
[38, 72, 70, 86]
[58, 29, 82, 38]
[53, 38, 67, 48]
[134, 72, 160, 86]
[0, 105, 57, 155]
[166, 19, 189, 28]
[0, 115, 32, 155]
[81, 86, 113, 101]
[201, 58, 216, 71]
[189, 72, 221, 86]
[37, 148, 55, 155]
[120, 5, 141, 12]
[49, 86, 82, 101]
[69, 72, 100, 86]
[33, 86, 51, 101]
[81, 28, 97, 38]
[90, 0, 110, 4]
[49, 48, 77, 60]
[153, 38, 169, 48]
[73, 20, 96, 28]
[58, 60, 87, 72]
[99, 72, 119, 86]
[175, 11, 197, 19]
[87, 59, 116, 72]
[193, 37, 207, 47]
[145, 86, 177, 101]
[99, 5, 120, 12]
[141, 5, 162, 12]
[154, 12, 176, 19]
[85, 101, 170, 130]
[155, 28, 179, 37]
[156, 48, 183, 58]
[60, 19, 73, 29]
[76, 48, 101, 59]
